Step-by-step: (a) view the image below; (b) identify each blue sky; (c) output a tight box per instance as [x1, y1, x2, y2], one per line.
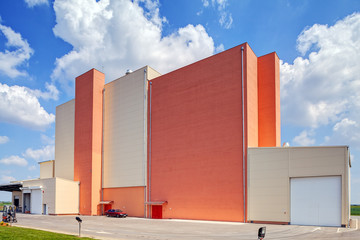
[0, 0, 359, 203]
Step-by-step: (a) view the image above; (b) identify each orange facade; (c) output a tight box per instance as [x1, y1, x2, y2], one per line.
[70, 43, 279, 219]
[258, 53, 281, 147]
[103, 187, 145, 217]
[74, 69, 104, 215]
[148, 43, 279, 222]
[149, 44, 248, 222]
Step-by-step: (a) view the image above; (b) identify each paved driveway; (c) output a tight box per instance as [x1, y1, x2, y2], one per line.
[12, 214, 360, 240]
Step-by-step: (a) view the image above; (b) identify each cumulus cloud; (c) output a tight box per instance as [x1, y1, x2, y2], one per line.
[24, 0, 49, 8]
[0, 83, 55, 130]
[0, 155, 28, 167]
[293, 130, 315, 146]
[0, 23, 33, 78]
[281, 13, 360, 148]
[29, 82, 59, 101]
[323, 118, 360, 148]
[0, 136, 9, 144]
[51, 0, 215, 92]
[201, 0, 233, 29]
[23, 145, 54, 162]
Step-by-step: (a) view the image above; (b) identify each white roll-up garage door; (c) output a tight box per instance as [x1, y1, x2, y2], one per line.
[30, 189, 42, 214]
[290, 176, 341, 227]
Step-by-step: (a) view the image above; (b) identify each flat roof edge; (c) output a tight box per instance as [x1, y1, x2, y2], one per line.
[248, 145, 349, 149]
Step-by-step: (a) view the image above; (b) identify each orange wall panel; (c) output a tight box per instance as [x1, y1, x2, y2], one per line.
[74, 69, 104, 215]
[149, 45, 247, 222]
[245, 44, 259, 148]
[258, 53, 281, 147]
[103, 187, 145, 217]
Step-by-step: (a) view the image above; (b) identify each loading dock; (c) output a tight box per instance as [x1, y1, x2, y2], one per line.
[248, 146, 351, 227]
[290, 176, 342, 226]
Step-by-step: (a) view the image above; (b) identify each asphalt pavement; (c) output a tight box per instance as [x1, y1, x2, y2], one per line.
[11, 214, 360, 240]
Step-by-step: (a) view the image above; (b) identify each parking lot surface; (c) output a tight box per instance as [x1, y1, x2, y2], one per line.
[12, 214, 360, 240]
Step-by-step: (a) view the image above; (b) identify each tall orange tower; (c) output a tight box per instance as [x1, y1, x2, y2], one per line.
[74, 69, 105, 215]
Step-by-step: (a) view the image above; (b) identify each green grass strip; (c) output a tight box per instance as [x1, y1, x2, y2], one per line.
[0, 226, 95, 239]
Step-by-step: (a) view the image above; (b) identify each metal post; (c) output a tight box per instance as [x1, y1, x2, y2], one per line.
[143, 68, 148, 218]
[149, 81, 152, 218]
[241, 46, 246, 223]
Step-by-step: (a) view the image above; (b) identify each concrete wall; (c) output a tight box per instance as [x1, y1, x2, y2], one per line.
[21, 178, 79, 215]
[22, 178, 56, 215]
[103, 66, 160, 188]
[55, 99, 75, 180]
[55, 178, 79, 214]
[40, 160, 54, 179]
[247, 146, 350, 225]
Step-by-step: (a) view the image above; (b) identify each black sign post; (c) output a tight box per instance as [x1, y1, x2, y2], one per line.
[76, 217, 82, 237]
[258, 226, 266, 240]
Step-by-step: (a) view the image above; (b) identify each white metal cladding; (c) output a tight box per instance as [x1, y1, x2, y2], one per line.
[30, 189, 42, 214]
[290, 176, 342, 227]
[55, 99, 75, 180]
[103, 67, 148, 188]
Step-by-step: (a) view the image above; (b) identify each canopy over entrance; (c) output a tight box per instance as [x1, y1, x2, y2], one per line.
[0, 183, 22, 192]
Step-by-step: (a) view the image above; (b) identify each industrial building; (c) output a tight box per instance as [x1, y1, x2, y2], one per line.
[0, 43, 351, 227]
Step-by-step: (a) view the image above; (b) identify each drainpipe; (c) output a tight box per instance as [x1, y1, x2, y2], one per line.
[143, 68, 147, 218]
[241, 46, 246, 223]
[101, 88, 105, 215]
[148, 81, 153, 218]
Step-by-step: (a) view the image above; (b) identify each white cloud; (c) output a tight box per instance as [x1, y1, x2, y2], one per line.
[0, 136, 9, 144]
[0, 23, 33, 78]
[23, 145, 54, 162]
[215, 43, 225, 53]
[293, 130, 315, 146]
[51, 0, 215, 92]
[0, 83, 55, 130]
[333, 118, 357, 132]
[29, 82, 59, 101]
[201, 0, 232, 29]
[323, 118, 360, 148]
[24, 0, 49, 8]
[281, 12, 360, 143]
[219, 11, 233, 29]
[202, 0, 209, 7]
[0, 155, 28, 167]
[0, 175, 16, 184]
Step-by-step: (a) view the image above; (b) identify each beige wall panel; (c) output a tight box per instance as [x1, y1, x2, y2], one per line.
[55, 178, 79, 214]
[103, 67, 159, 188]
[289, 147, 345, 177]
[248, 148, 289, 222]
[248, 146, 350, 226]
[40, 161, 54, 179]
[22, 178, 56, 214]
[147, 66, 161, 80]
[55, 100, 75, 180]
